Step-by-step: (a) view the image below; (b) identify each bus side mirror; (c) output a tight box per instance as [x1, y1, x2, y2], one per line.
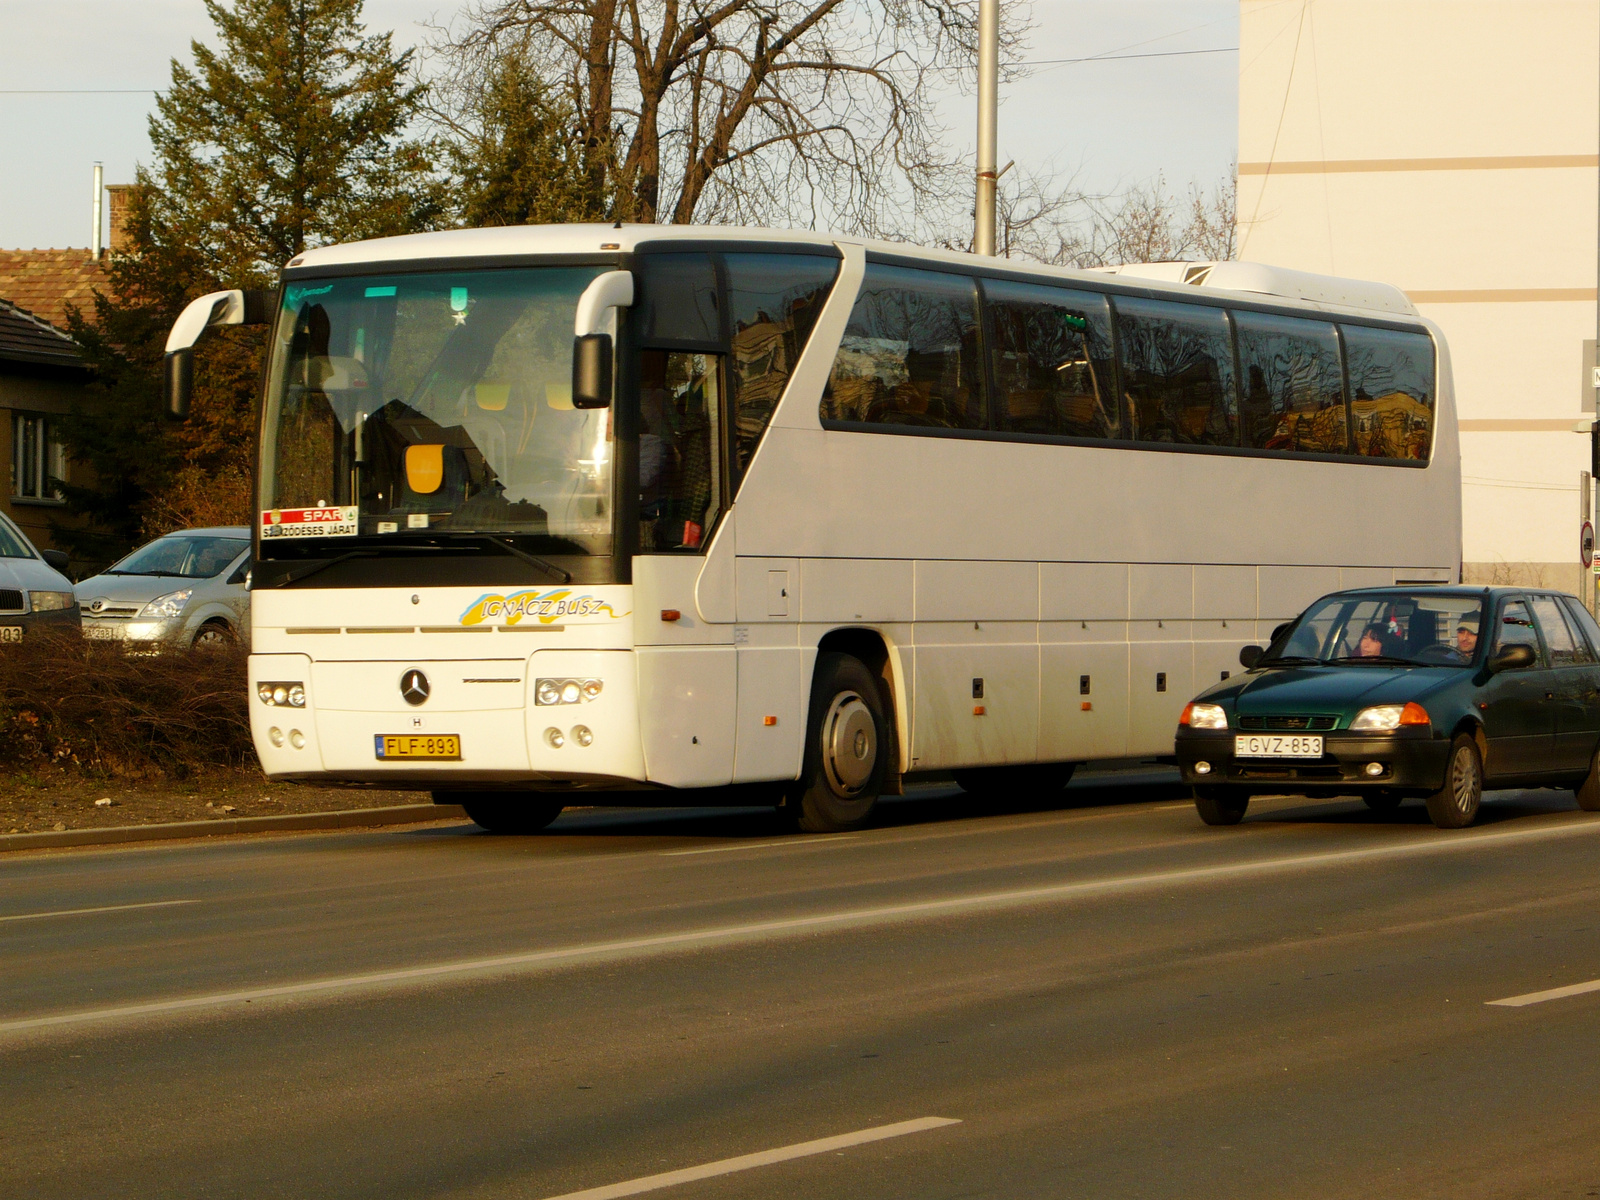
[572, 333, 613, 409]
[1487, 643, 1536, 673]
[163, 288, 272, 420]
[1239, 645, 1264, 669]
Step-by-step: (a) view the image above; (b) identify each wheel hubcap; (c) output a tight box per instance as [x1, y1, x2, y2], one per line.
[822, 692, 877, 795]
[1451, 748, 1478, 812]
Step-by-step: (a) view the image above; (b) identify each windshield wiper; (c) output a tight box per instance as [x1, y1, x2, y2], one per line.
[264, 549, 378, 587]
[106, 569, 188, 577]
[480, 536, 571, 584]
[1259, 655, 1323, 667]
[1324, 654, 1421, 667]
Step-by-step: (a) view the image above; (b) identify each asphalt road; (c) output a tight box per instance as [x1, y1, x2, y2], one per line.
[4, 770, 1599, 1199]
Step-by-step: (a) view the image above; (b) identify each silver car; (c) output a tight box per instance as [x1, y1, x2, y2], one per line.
[76, 526, 251, 649]
[0, 511, 80, 641]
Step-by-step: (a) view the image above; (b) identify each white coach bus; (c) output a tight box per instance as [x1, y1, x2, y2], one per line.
[164, 225, 1460, 832]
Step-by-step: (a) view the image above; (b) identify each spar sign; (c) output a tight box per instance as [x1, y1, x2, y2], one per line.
[261, 506, 359, 538]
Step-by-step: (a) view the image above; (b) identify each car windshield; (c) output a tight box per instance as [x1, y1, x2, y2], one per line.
[258, 265, 612, 559]
[109, 535, 248, 579]
[0, 516, 34, 559]
[1267, 591, 1487, 666]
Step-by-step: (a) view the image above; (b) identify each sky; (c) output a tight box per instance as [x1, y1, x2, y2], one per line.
[0, 0, 1238, 251]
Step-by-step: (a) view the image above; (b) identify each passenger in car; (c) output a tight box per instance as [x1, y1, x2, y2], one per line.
[1356, 624, 1388, 657]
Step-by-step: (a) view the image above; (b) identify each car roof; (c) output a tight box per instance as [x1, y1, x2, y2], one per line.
[158, 526, 251, 538]
[1331, 585, 1561, 599]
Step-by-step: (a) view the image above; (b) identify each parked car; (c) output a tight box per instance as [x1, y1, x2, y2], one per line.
[76, 526, 251, 650]
[1174, 586, 1600, 829]
[0, 511, 80, 641]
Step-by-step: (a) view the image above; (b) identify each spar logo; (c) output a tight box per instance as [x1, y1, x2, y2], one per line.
[459, 589, 628, 626]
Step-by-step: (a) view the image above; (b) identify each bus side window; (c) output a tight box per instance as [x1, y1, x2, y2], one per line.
[822, 263, 983, 431]
[1234, 311, 1348, 456]
[983, 280, 1118, 440]
[1341, 325, 1435, 462]
[724, 253, 840, 478]
[1114, 296, 1238, 447]
[639, 349, 722, 553]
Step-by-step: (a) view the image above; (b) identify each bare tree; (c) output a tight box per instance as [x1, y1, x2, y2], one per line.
[428, 0, 1030, 234]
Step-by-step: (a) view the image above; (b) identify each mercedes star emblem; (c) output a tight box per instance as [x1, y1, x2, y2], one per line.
[400, 669, 430, 706]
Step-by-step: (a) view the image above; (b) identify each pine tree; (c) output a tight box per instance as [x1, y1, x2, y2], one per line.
[56, 0, 444, 561]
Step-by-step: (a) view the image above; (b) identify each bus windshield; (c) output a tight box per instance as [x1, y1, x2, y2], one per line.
[259, 265, 611, 558]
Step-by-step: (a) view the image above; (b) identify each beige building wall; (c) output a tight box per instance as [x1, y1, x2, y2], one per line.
[1237, 0, 1598, 589]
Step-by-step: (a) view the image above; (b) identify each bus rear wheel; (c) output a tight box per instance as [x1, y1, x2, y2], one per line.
[786, 652, 888, 833]
[445, 794, 565, 834]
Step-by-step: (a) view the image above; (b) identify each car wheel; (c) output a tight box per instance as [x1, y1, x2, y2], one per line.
[1575, 744, 1600, 812]
[785, 652, 888, 833]
[1424, 734, 1483, 829]
[1193, 785, 1249, 826]
[192, 620, 233, 650]
[1362, 791, 1404, 811]
[451, 794, 565, 834]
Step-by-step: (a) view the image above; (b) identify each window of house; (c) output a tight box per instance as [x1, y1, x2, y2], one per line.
[1234, 311, 1349, 455]
[1342, 325, 1435, 461]
[822, 263, 983, 430]
[985, 281, 1119, 439]
[12, 413, 67, 502]
[1115, 297, 1237, 447]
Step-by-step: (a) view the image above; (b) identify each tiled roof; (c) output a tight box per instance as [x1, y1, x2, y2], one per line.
[0, 297, 85, 369]
[0, 249, 108, 332]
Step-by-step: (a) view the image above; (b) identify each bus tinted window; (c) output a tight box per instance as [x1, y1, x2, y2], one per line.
[725, 253, 839, 474]
[1235, 311, 1348, 454]
[1342, 325, 1434, 461]
[823, 264, 983, 429]
[640, 350, 722, 552]
[1115, 297, 1237, 446]
[637, 254, 720, 346]
[985, 281, 1118, 439]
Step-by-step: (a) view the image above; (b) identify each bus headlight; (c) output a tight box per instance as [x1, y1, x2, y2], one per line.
[535, 678, 603, 705]
[258, 681, 306, 707]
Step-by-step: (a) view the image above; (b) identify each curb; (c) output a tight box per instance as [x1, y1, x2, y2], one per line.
[0, 804, 469, 854]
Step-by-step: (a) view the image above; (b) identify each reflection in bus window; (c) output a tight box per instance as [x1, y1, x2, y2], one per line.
[639, 350, 722, 552]
[985, 281, 1118, 439]
[637, 254, 721, 345]
[822, 264, 982, 429]
[1235, 311, 1348, 454]
[1342, 325, 1434, 461]
[725, 254, 839, 475]
[1115, 297, 1237, 446]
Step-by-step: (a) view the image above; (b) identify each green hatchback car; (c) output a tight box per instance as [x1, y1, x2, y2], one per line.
[1174, 586, 1600, 829]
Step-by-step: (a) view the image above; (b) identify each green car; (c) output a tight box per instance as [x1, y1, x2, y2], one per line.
[1174, 586, 1600, 829]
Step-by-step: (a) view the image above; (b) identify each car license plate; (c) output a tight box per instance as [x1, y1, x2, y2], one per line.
[1235, 734, 1323, 759]
[83, 626, 122, 640]
[0, 626, 20, 643]
[375, 734, 461, 760]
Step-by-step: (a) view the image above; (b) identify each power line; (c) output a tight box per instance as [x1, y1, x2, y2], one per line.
[1025, 46, 1238, 67]
[0, 89, 157, 94]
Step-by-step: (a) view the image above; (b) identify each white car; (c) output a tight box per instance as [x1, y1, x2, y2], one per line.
[76, 526, 251, 649]
[0, 511, 79, 642]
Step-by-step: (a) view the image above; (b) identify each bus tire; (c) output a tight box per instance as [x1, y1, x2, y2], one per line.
[788, 652, 888, 833]
[1193, 785, 1249, 826]
[450, 795, 565, 834]
[1424, 734, 1483, 829]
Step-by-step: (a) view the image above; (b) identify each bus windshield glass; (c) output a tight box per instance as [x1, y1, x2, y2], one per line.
[259, 265, 611, 557]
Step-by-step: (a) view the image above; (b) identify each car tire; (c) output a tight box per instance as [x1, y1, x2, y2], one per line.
[785, 652, 888, 833]
[1575, 744, 1600, 811]
[1193, 785, 1249, 826]
[953, 763, 1076, 801]
[451, 795, 565, 834]
[1362, 791, 1404, 811]
[192, 620, 233, 649]
[1424, 734, 1483, 829]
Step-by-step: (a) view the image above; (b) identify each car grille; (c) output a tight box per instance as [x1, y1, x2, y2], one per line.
[79, 602, 142, 620]
[1237, 715, 1338, 731]
[0, 589, 23, 613]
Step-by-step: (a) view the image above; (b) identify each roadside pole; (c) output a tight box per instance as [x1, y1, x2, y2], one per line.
[1582, 469, 1593, 610]
[974, 0, 998, 256]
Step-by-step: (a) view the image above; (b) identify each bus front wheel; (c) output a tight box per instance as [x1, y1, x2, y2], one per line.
[787, 653, 889, 833]
[446, 794, 565, 834]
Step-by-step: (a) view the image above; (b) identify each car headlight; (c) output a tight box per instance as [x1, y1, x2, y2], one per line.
[535, 678, 603, 705]
[28, 590, 75, 612]
[139, 588, 193, 619]
[1350, 702, 1430, 731]
[1180, 702, 1228, 730]
[257, 681, 306, 707]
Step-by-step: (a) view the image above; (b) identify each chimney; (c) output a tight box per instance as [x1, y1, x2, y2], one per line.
[106, 184, 136, 255]
[91, 162, 104, 259]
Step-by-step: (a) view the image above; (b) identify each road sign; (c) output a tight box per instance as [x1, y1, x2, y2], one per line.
[1583, 520, 1595, 569]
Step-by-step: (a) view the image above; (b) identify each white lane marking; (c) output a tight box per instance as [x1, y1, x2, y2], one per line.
[538, 1117, 960, 1200]
[661, 835, 862, 857]
[1487, 977, 1600, 1008]
[0, 900, 197, 924]
[7, 815, 1600, 1036]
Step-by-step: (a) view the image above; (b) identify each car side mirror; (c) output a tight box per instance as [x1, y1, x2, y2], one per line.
[571, 333, 613, 409]
[1487, 643, 1536, 673]
[41, 549, 70, 573]
[227, 560, 252, 586]
[1239, 644, 1264, 669]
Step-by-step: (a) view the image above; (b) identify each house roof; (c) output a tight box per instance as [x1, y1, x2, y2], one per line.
[0, 249, 108, 332]
[0, 297, 85, 369]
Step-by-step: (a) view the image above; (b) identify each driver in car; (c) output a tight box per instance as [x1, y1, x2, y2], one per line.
[1454, 621, 1479, 661]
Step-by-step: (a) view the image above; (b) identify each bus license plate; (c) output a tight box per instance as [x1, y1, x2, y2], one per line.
[1235, 734, 1323, 759]
[375, 734, 461, 760]
[0, 627, 20, 643]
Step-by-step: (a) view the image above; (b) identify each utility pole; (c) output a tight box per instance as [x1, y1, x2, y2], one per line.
[974, 0, 998, 256]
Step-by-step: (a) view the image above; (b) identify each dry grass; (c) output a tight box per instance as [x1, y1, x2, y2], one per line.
[0, 629, 254, 779]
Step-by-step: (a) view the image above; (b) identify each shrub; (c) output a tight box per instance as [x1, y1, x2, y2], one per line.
[0, 630, 254, 779]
